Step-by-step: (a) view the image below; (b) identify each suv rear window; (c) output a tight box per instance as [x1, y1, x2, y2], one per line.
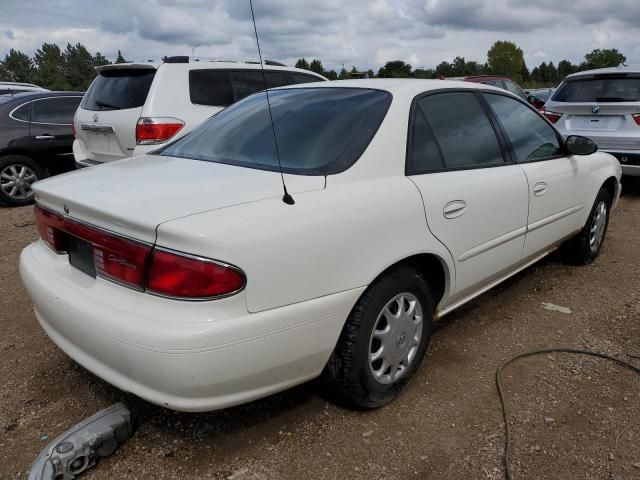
[160, 88, 391, 175]
[553, 76, 640, 102]
[82, 69, 155, 111]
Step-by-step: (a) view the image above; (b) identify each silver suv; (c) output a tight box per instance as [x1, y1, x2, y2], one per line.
[544, 66, 640, 176]
[73, 57, 327, 168]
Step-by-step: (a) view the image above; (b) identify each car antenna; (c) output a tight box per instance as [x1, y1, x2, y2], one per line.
[249, 0, 295, 205]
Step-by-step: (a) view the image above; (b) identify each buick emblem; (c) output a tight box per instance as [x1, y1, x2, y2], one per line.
[591, 105, 600, 114]
[93, 113, 99, 122]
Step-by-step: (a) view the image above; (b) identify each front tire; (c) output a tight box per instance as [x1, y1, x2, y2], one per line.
[562, 187, 611, 265]
[325, 265, 434, 408]
[0, 155, 44, 207]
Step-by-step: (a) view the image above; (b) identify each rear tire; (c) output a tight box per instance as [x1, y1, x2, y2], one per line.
[0, 155, 44, 207]
[324, 265, 434, 408]
[562, 187, 611, 265]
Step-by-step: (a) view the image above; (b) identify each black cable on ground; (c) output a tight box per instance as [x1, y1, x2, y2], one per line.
[496, 348, 640, 480]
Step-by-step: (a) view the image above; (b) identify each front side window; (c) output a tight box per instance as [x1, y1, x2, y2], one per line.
[161, 88, 391, 175]
[484, 93, 561, 162]
[552, 76, 640, 102]
[31, 97, 82, 124]
[409, 91, 504, 172]
[189, 70, 234, 107]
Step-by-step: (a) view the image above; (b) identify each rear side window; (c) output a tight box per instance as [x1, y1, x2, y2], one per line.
[11, 103, 30, 121]
[289, 73, 323, 84]
[409, 91, 504, 172]
[503, 80, 528, 101]
[484, 93, 561, 162]
[553, 76, 640, 102]
[31, 97, 82, 124]
[83, 69, 155, 111]
[190, 70, 234, 107]
[161, 88, 391, 175]
[231, 70, 289, 102]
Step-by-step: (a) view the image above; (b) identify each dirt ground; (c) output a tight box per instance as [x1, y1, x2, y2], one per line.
[1, 181, 639, 480]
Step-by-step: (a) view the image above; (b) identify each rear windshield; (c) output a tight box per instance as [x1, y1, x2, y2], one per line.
[82, 69, 155, 111]
[159, 88, 392, 175]
[552, 76, 640, 102]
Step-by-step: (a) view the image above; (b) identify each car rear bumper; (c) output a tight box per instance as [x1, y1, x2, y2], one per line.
[605, 152, 640, 177]
[20, 240, 361, 412]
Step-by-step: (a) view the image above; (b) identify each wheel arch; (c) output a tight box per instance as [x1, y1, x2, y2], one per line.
[0, 149, 49, 175]
[601, 176, 618, 204]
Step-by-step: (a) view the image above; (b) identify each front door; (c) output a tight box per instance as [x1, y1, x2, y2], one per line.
[407, 90, 530, 304]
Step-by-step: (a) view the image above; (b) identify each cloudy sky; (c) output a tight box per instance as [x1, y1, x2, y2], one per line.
[2, 0, 640, 71]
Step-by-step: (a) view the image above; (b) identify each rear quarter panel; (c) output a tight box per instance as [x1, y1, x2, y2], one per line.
[155, 176, 454, 313]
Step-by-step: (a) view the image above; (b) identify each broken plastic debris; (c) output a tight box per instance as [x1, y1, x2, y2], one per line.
[28, 402, 132, 480]
[541, 302, 572, 314]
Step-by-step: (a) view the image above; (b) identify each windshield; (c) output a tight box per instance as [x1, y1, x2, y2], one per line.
[82, 69, 156, 111]
[552, 76, 640, 102]
[159, 87, 392, 175]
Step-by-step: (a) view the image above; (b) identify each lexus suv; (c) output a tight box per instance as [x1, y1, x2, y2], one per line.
[22, 80, 620, 412]
[73, 57, 327, 168]
[544, 66, 640, 176]
[0, 91, 82, 206]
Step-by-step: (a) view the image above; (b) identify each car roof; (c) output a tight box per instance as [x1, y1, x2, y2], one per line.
[565, 65, 640, 79]
[448, 75, 512, 82]
[96, 59, 328, 80]
[276, 78, 506, 97]
[0, 90, 84, 107]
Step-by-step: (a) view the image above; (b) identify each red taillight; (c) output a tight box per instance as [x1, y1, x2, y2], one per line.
[35, 206, 66, 251]
[146, 249, 245, 299]
[33, 205, 245, 299]
[632, 113, 640, 126]
[542, 110, 562, 124]
[136, 117, 184, 145]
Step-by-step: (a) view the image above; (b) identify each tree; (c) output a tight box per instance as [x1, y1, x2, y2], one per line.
[0, 49, 34, 82]
[309, 59, 325, 76]
[324, 69, 338, 80]
[520, 62, 530, 83]
[557, 59, 576, 79]
[377, 60, 412, 78]
[33, 43, 70, 90]
[583, 48, 626, 69]
[115, 50, 127, 64]
[414, 68, 435, 79]
[434, 61, 453, 78]
[295, 58, 310, 70]
[63, 43, 95, 90]
[93, 52, 111, 68]
[338, 67, 349, 80]
[487, 40, 524, 82]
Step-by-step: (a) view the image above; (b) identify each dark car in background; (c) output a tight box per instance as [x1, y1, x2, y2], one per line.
[0, 91, 82, 206]
[448, 75, 529, 101]
[526, 88, 556, 111]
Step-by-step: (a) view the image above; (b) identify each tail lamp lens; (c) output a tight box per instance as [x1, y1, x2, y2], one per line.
[542, 110, 562, 124]
[632, 113, 640, 126]
[136, 117, 184, 145]
[146, 249, 245, 299]
[34, 205, 245, 299]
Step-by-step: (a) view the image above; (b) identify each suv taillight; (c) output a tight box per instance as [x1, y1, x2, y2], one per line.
[136, 117, 184, 145]
[542, 110, 562, 124]
[34, 205, 244, 299]
[632, 113, 640, 126]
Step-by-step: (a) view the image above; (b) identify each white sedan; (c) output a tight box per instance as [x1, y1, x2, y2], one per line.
[20, 79, 621, 412]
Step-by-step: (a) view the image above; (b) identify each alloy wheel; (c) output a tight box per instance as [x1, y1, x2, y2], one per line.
[589, 200, 607, 253]
[0, 163, 37, 200]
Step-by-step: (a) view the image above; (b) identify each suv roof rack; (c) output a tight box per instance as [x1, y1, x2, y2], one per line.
[162, 56, 287, 67]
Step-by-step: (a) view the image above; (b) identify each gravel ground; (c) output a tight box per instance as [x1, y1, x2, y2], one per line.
[1, 180, 639, 480]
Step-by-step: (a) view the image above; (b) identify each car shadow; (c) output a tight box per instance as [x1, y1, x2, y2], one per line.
[621, 176, 640, 198]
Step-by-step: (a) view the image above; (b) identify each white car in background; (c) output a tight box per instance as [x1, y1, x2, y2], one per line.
[72, 57, 327, 168]
[22, 80, 620, 412]
[543, 66, 640, 176]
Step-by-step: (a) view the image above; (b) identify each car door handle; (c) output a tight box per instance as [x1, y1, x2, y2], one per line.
[35, 135, 56, 140]
[443, 200, 467, 219]
[533, 182, 548, 196]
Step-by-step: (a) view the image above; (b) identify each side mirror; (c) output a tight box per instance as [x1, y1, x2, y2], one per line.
[565, 135, 598, 156]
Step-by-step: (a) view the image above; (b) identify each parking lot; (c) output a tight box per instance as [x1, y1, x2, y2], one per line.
[0, 180, 637, 480]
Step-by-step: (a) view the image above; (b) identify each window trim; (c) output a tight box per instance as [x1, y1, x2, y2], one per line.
[9, 95, 82, 126]
[478, 90, 567, 164]
[405, 88, 512, 176]
[189, 68, 325, 107]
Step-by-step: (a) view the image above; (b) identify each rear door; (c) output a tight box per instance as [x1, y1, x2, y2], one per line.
[546, 74, 640, 152]
[408, 90, 529, 303]
[29, 96, 82, 160]
[75, 67, 156, 163]
[482, 92, 588, 259]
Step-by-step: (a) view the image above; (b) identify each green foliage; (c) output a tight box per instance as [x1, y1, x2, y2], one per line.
[115, 50, 127, 64]
[33, 43, 70, 90]
[487, 40, 524, 83]
[377, 60, 412, 78]
[294, 58, 310, 70]
[63, 43, 95, 90]
[309, 59, 325, 75]
[0, 49, 34, 82]
[583, 48, 626, 69]
[324, 69, 338, 80]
